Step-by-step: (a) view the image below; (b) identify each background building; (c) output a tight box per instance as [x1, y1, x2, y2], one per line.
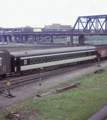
[44, 24, 72, 31]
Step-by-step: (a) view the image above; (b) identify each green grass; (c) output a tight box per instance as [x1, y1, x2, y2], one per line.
[1, 68, 107, 120]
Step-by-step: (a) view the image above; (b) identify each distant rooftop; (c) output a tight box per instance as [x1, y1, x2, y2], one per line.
[44, 24, 72, 29]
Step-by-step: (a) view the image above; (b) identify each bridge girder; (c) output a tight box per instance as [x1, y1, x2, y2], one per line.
[73, 15, 107, 34]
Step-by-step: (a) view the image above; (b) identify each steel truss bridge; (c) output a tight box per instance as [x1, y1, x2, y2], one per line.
[0, 14, 107, 45]
[72, 15, 107, 35]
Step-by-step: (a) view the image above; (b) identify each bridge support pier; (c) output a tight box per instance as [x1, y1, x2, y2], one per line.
[12, 35, 17, 43]
[51, 36, 53, 44]
[70, 35, 73, 46]
[25, 36, 29, 43]
[33, 35, 37, 44]
[2, 35, 7, 44]
[66, 35, 73, 46]
[79, 35, 84, 45]
[7, 36, 12, 43]
[20, 35, 23, 43]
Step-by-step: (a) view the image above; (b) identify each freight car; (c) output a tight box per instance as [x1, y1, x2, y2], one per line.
[0, 46, 97, 78]
[97, 47, 107, 58]
[0, 50, 11, 79]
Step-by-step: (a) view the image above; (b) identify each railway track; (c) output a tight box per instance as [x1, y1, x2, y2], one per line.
[0, 63, 93, 94]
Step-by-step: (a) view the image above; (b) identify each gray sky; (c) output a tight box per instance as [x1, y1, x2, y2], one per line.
[0, 0, 107, 28]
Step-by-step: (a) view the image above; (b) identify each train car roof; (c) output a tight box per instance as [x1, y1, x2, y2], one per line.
[10, 46, 96, 58]
[0, 50, 9, 54]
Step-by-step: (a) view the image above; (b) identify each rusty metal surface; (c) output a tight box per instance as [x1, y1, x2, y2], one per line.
[97, 48, 107, 57]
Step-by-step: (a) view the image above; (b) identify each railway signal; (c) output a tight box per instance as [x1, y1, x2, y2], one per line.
[6, 77, 15, 98]
[7, 78, 10, 86]
[97, 58, 101, 67]
[39, 73, 42, 93]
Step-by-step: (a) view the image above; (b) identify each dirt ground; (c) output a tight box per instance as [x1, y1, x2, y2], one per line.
[0, 60, 107, 111]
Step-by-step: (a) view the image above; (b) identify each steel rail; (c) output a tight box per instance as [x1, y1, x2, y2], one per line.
[0, 63, 92, 93]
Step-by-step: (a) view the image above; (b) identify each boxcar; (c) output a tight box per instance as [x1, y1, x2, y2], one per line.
[97, 47, 107, 58]
[0, 50, 11, 77]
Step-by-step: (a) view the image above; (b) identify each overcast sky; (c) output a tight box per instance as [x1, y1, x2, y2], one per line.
[0, 0, 107, 28]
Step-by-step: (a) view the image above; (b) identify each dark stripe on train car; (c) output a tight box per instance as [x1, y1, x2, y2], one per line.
[20, 51, 96, 66]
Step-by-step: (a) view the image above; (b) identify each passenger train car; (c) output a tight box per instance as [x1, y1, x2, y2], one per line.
[10, 46, 97, 74]
[0, 46, 97, 78]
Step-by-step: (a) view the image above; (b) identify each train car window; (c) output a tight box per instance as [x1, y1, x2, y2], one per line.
[42, 57, 46, 63]
[83, 53, 86, 56]
[49, 56, 52, 61]
[54, 56, 56, 61]
[92, 51, 95, 55]
[53, 56, 55, 61]
[59, 55, 62, 60]
[81, 53, 84, 57]
[38, 58, 41, 63]
[34, 58, 38, 63]
[75, 53, 78, 58]
[47, 57, 51, 62]
[50, 56, 53, 61]
[73, 54, 76, 58]
[60, 55, 63, 60]
[66, 54, 69, 59]
[78, 53, 80, 57]
[30, 58, 34, 64]
[88, 52, 91, 56]
[81, 53, 83, 57]
[58, 55, 60, 60]
[64, 55, 67, 59]
[68, 54, 71, 59]
[68, 54, 71, 58]
[42, 57, 46, 62]
[51, 56, 54, 61]
[57, 56, 59, 60]
[91, 52, 93, 55]
[56, 55, 59, 60]
[70, 54, 72, 58]
[40, 58, 43, 63]
[76, 53, 78, 58]
[78, 53, 81, 57]
[64, 55, 66, 59]
[62, 55, 65, 59]
[53, 56, 56, 61]
[71, 54, 73, 58]
[74, 54, 76, 58]
[55, 56, 58, 60]
[49, 57, 52, 61]
[24, 59, 27, 65]
[79, 53, 82, 57]
[65, 55, 67, 59]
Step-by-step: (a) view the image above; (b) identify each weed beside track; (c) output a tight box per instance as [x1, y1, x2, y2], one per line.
[0, 66, 107, 120]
